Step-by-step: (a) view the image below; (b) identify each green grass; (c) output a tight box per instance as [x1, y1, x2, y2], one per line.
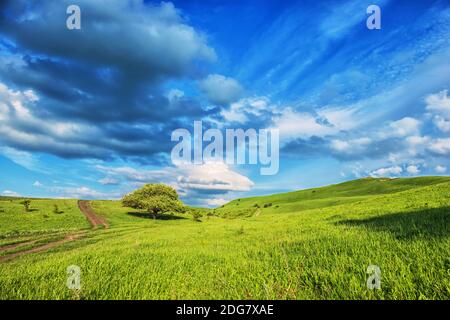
[0, 198, 90, 243]
[0, 177, 449, 299]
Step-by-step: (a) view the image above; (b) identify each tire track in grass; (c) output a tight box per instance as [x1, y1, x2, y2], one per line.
[0, 239, 39, 252]
[0, 231, 87, 263]
[0, 200, 108, 263]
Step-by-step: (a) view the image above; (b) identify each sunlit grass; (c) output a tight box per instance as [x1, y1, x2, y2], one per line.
[0, 177, 449, 299]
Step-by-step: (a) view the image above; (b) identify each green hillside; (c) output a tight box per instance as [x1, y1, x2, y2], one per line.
[0, 177, 449, 299]
[214, 176, 450, 217]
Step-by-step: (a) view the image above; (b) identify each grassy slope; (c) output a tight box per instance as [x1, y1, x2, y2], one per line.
[0, 198, 92, 257]
[214, 176, 450, 217]
[0, 198, 90, 241]
[0, 177, 449, 299]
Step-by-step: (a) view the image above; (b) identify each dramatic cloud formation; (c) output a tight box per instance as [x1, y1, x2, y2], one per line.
[0, 0, 449, 204]
[0, 0, 218, 163]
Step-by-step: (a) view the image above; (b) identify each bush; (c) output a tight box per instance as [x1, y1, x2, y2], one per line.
[20, 199, 31, 212]
[191, 211, 202, 222]
[122, 184, 185, 217]
[263, 203, 272, 208]
[53, 204, 63, 214]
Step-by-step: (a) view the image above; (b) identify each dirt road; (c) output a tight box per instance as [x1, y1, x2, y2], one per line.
[78, 200, 109, 229]
[0, 200, 108, 263]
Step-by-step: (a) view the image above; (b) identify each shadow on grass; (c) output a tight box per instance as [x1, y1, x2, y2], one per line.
[126, 212, 187, 220]
[337, 207, 450, 240]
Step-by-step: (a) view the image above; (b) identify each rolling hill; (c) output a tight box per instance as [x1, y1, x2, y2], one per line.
[0, 176, 449, 299]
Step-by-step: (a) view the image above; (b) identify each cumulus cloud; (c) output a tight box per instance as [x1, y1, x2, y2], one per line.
[428, 138, 450, 155]
[272, 107, 355, 140]
[435, 165, 447, 173]
[96, 161, 254, 205]
[370, 166, 402, 177]
[220, 96, 271, 123]
[426, 90, 450, 132]
[388, 117, 421, 137]
[426, 90, 450, 118]
[330, 137, 371, 154]
[2, 190, 20, 197]
[33, 181, 42, 187]
[406, 165, 420, 175]
[433, 116, 450, 133]
[203, 198, 228, 207]
[176, 162, 254, 193]
[199, 74, 242, 105]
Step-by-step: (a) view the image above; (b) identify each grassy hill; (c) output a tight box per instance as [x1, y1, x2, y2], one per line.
[214, 176, 450, 217]
[0, 177, 449, 299]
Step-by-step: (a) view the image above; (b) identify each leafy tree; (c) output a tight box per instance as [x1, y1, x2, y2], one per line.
[122, 184, 185, 218]
[20, 199, 31, 212]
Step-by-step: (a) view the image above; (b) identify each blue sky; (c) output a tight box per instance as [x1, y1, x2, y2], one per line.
[0, 0, 449, 206]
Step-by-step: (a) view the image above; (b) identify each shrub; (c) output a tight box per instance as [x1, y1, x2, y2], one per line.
[122, 184, 185, 218]
[20, 199, 31, 212]
[191, 211, 202, 222]
[53, 204, 63, 214]
[263, 203, 272, 208]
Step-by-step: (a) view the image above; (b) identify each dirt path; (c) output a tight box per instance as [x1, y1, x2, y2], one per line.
[0, 200, 108, 263]
[78, 200, 109, 229]
[0, 239, 38, 252]
[0, 232, 87, 263]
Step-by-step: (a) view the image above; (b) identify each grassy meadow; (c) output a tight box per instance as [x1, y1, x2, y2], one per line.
[0, 177, 449, 299]
[0, 198, 90, 248]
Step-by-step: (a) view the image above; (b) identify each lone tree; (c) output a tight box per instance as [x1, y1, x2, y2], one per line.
[20, 199, 31, 212]
[122, 184, 185, 218]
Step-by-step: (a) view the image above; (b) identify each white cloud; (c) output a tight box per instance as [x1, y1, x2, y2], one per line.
[406, 165, 420, 175]
[33, 181, 42, 187]
[426, 90, 450, 118]
[176, 162, 254, 192]
[203, 198, 228, 207]
[435, 165, 447, 173]
[428, 138, 450, 155]
[199, 74, 242, 105]
[53, 186, 110, 200]
[330, 137, 371, 153]
[2, 190, 20, 197]
[370, 166, 403, 177]
[221, 96, 271, 123]
[388, 117, 421, 137]
[426, 90, 450, 132]
[97, 161, 254, 197]
[273, 108, 337, 140]
[432, 116, 450, 133]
